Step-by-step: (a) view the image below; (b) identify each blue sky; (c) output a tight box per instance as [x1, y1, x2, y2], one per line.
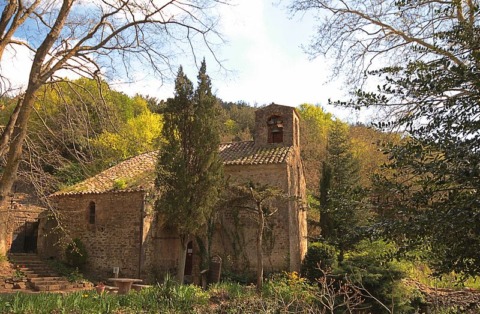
[1, 1, 370, 123]
[117, 0, 369, 122]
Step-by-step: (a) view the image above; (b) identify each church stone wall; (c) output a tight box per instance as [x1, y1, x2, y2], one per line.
[49, 191, 147, 279]
[212, 162, 298, 275]
[254, 104, 300, 148]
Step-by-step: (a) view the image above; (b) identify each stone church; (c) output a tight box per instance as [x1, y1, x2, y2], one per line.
[38, 103, 308, 282]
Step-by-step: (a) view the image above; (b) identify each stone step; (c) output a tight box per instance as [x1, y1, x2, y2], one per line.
[34, 282, 84, 291]
[6, 253, 90, 293]
[28, 276, 64, 283]
[24, 272, 59, 278]
[32, 280, 69, 285]
[10, 258, 45, 266]
[22, 267, 56, 273]
[36, 284, 61, 291]
[8, 256, 42, 262]
[8, 254, 39, 259]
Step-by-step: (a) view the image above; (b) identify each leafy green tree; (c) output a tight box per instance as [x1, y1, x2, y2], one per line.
[155, 61, 223, 283]
[0, 0, 224, 255]
[14, 79, 160, 190]
[290, 0, 480, 277]
[361, 5, 480, 277]
[218, 101, 255, 142]
[297, 103, 333, 192]
[319, 121, 372, 261]
[92, 110, 163, 165]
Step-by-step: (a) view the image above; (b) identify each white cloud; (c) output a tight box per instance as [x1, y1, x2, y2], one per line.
[0, 44, 33, 94]
[0, 1, 371, 123]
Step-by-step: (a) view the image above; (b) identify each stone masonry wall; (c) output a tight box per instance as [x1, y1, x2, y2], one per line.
[211, 163, 294, 274]
[254, 104, 301, 148]
[287, 148, 308, 272]
[49, 191, 146, 279]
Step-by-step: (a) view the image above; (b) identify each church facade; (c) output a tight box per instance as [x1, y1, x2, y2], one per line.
[41, 104, 308, 282]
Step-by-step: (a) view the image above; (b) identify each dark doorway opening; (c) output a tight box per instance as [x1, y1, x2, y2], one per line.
[10, 221, 39, 253]
[184, 241, 193, 276]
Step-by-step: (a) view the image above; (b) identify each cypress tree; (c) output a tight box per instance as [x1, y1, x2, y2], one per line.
[155, 61, 223, 283]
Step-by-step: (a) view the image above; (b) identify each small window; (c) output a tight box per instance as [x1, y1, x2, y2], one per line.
[89, 202, 96, 224]
[267, 115, 283, 143]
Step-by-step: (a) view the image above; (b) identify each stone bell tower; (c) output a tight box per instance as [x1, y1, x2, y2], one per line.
[253, 103, 301, 148]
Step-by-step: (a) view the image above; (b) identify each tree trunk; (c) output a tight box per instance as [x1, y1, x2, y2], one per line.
[0, 91, 36, 255]
[256, 202, 264, 293]
[0, 0, 73, 256]
[0, 96, 23, 157]
[0, 211, 8, 255]
[176, 235, 188, 284]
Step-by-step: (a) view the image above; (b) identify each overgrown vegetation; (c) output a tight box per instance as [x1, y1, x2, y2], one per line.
[155, 60, 224, 284]
[2, 254, 477, 313]
[45, 259, 86, 283]
[65, 238, 88, 270]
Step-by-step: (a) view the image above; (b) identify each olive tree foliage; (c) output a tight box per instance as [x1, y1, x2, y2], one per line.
[290, 0, 480, 276]
[0, 0, 226, 254]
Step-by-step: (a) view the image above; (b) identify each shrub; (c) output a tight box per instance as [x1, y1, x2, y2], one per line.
[65, 238, 88, 270]
[335, 240, 414, 313]
[263, 271, 315, 308]
[301, 242, 338, 282]
[46, 259, 87, 283]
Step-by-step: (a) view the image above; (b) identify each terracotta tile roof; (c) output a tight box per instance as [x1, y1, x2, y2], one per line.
[52, 141, 292, 196]
[51, 151, 158, 196]
[219, 141, 292, 165]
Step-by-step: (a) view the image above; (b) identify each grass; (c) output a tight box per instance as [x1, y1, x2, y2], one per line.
[0, 285, 210, 314]
[1, 268, 478, 313]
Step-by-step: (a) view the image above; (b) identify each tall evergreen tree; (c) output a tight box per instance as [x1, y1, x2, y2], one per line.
[319, 121, 371, 261]
[155, 61, 223, 283]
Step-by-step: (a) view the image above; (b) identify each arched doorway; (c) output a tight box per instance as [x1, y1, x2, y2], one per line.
[184, 241, 193, 276]
[10, 220, 39, 253]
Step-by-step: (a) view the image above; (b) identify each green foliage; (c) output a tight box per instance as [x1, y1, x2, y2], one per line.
[92, 110, 163, 164]
[155, 61, 224, 238]
[113, 178, 128, 190]
[405, 260, 480, 291]
[319, 120, 373, 260]
[0, 284, 210, 314]
[336, 240, 412, 313]
[54, 162, 87, 187]
[13, 269, 25, 279]
[2, 78, 165, 194]
[327, 1, 480, 278]
[46, 259, 87, 283]
[65, 238, 88, 270]
[209, 280, 252, 299]
[301, 242, 338, 282]
[297, 103, 334, 191]
[219, 100, 255, 142]
[263, 271, 315, 306]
